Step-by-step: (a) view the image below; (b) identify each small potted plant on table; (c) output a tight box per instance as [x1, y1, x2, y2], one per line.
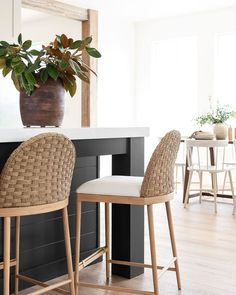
[196, 104, 236, 139]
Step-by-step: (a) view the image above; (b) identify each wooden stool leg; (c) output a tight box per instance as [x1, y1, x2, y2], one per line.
[62, 207, 75, 295]
[15, 217, 21, 295]
[165, 202, 181, 290]
[75, 200, 82, 294]
[4, 217, 11, 295]
[147, 205, 159, 295]
[105, 202, 110, 281]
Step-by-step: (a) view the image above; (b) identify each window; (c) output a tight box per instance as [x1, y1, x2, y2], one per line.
[141, 36, 198, 160]
[214, 32, 236, 109]
[150, 36, 198, 135]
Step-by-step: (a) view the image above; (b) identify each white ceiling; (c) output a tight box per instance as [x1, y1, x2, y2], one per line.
[22, 0, 236, 22]
[62, 0, 236, 21]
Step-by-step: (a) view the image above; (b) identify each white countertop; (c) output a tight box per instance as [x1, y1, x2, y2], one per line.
[0, 127, 149, 143]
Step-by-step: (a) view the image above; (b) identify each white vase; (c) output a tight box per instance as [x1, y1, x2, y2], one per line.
[213, 123, 228, 140]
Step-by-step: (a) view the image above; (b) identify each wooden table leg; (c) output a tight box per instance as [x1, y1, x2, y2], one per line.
[182, 156, 189, 203]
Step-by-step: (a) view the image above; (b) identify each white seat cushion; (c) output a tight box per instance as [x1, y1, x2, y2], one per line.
[76, 176, 143, 197]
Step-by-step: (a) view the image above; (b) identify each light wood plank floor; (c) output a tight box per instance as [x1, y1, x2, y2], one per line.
[19, 192, 236, 295]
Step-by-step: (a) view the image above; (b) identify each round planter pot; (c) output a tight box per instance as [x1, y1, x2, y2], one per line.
[213, 123, 228, 140]
[20, 78, 65, 127]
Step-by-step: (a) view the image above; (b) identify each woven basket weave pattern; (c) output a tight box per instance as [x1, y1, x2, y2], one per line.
[141, 130, 181, 198]
[0, 133, 76, 208]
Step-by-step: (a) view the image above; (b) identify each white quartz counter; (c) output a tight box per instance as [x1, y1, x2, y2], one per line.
[0, 127, 149, 143]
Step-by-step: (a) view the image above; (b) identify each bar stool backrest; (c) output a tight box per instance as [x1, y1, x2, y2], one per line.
[185, 139, 228, 170]
[141, 130, 181, 197]
[0, 133, 76, 208]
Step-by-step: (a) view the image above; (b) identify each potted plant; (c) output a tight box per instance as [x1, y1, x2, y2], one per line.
[195, 104, 236, 139]
[0, 33, 101, 127]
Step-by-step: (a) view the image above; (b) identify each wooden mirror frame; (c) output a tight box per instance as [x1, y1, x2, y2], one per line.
[22, 0, 98, 127]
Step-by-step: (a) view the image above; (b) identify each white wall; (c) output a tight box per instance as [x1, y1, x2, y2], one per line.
[0, 0, 21, 40]
[135, 6, 236, 133]
[97, 13, 135, 126]
[0, 0, 21, 127]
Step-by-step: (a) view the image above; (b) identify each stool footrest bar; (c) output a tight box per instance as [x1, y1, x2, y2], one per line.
[78, 282, 156, 295]
[16, 274, 71, 295]
[79, 246, 108, 270]
[108, 258, 176, 272]
[0, 259, 16, 270]
[157, 257, 177, 279]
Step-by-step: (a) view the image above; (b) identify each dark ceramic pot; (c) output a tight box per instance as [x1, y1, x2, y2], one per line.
[20, 78, 65, 127]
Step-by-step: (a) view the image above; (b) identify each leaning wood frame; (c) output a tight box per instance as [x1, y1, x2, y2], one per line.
[21, 0, 98, 127]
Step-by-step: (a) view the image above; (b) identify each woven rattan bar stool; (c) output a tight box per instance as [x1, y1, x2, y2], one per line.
[74, 130, 181, 295]
[0, 133, 76, 295]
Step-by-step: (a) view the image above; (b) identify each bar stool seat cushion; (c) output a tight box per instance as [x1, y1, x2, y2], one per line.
[77, 176, 143, 197]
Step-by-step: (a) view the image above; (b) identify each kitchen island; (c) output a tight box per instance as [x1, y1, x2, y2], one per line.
[0, 127, 149, 292]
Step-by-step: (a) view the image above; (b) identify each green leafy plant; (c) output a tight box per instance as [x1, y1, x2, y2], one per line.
[0, 33, 101, 97]
[195, 104, 236, 126]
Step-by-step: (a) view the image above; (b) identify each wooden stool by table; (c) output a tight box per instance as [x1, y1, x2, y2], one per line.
[74, 130, 181, 295]
[0, 133, 76, 295]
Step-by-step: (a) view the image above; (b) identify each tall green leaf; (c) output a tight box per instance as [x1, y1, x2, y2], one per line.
[47, 64, 59, 80]
[0, 41, 9, 47]
[2, 67, 11, 77]
[11, 57, 21, 66]
[19, 73, 27, 89]
[0, 48, 5, 56]
[69, 60, 81, 76]
[27, 61, 40, 73]
[18, 33, 22, 45]
[70, 40, 83, 50]
[77, 71, 89, 83]
[14, 63, 26, 75]
[40, 68, 48, 83]
[11, 71, 21, 91]
[60, 60, 69, 70]
[22, 40, 32, 50]
[0, 57, 6, 69]
[21, 73, 33, 96]
[29, 49, 40, 56]
[68, 79, 77, 97]
[25, 71, 36, 85]
[86, 47, 101, 58]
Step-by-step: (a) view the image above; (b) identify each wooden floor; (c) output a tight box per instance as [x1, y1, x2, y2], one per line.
[19, 190, 236, 295]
